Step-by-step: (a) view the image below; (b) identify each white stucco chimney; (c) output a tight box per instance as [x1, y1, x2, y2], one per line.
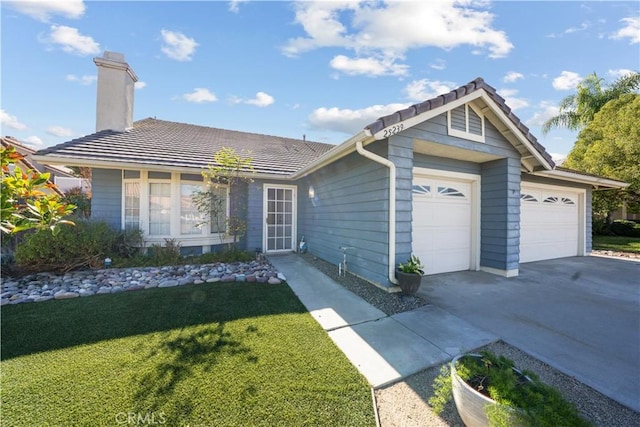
[94, 51, 138, 133]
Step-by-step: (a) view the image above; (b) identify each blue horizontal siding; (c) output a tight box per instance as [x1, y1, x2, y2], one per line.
[91, 168, 122, 229]
[296, 141, 391, 286]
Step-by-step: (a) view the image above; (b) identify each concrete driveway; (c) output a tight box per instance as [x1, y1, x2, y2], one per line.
[416, 255, 640, 412]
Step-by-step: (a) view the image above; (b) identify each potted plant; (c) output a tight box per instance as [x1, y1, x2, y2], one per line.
[446, 351, 590, 427]
[396, 254, 424, 296]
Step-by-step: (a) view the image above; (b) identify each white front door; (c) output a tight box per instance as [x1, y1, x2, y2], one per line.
[263, 185, 297, 252]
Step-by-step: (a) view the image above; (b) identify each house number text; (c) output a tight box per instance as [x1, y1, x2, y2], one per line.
[382, 123, 404, 138]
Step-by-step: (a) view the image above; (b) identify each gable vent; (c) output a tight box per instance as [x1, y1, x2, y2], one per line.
[447, 103, 485, 143]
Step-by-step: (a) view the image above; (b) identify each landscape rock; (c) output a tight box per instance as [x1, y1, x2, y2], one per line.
[0, 259, 282, 304]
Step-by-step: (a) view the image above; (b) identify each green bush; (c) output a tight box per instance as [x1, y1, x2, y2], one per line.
[431, 351, 590, 427]
[610, 220, 640, 237]
[14, 220, 140, 273]
[62, 187, 91, 218]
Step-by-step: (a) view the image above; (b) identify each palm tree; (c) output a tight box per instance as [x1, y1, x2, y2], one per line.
[542, 71, 640, 134]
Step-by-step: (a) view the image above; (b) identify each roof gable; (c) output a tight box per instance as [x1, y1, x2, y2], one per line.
[364, 77, 556, 172]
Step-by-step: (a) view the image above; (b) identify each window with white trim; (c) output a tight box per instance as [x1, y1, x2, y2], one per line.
[447, 103, 485, 143]
[149, 182, 171, 236]
[208, 186, 229, 234]
[180, 183, 204, 235]
[122, 171, 232, 241]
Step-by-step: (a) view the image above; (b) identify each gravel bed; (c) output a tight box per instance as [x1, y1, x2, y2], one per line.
[591, 250, 640, 260]
[376, 340, 640, 426]
[300, 253, 428, 315]
[298, 252, 640, 426]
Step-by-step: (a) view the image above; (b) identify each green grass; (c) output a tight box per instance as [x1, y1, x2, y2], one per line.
[1, 282, 375, 426]
[592, 235, 640, 253]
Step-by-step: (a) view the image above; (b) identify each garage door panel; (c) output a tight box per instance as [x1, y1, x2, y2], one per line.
[412, 176, 474, 275]
[520, 186, 580, 263]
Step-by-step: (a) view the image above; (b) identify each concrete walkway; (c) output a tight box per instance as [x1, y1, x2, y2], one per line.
[269, 253, 496, 388]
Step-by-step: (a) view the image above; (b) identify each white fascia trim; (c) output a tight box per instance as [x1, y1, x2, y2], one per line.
[481, 266, 519, 278]
[31, 155, 289, 181]
[370, 89, 552, 171]
[477, 92, 554, 171]
[531, 170, 628, 189]
[290, 130, 371, 179]
[372, 91, 484, 141]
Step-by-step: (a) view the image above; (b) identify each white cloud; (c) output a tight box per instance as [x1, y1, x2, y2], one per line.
[180, 88, 217, 103]
[552, 71, 582, 90]
[549, 152, 567, 165]
[1, 109, 27, 130]
[4, 0, 85, 22]
[607, 69, 635, 79]
[329, 55, 408, 77]
[429, 58, 446, 70]
[611, 16, 640, 44]
[565, 21, 590, 34]
[66, 74, 97, 85]
[135, 81, 147, 90]
[526, 101, 560, 127]
[46, 125, 74, 137]
[161, 29, 198, 61]
[404, 79, 456, 102]
[503, 71, 524, 83]
[23, 136, 44, 146]
[283, 1, 513, 68]
[245, 92, 275, 107]
[497, 88, 529, 110]
[45, 25, 100, 56]
[228, 0, 248, 13]
[308, 102, 409, 135]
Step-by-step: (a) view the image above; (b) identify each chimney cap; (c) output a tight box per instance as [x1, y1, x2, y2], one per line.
[103, 51, 125, 62]
[94, 51, 138, 82]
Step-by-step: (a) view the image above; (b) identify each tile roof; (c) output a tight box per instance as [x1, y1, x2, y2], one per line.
[36, 118, 335, 176]
[364, 77, 556, 168]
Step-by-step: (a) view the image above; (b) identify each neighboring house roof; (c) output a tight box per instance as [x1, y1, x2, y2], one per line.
[1, 136, 74, 196]
[35, 118, 335, 177]
[2, 137, 75, 178]
[364, 77, 556, 169]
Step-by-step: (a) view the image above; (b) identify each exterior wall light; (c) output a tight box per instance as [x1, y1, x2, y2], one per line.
[308, 185, 315, 199]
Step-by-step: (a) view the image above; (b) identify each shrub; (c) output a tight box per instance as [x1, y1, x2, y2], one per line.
[14, 220, 138, 273]
[610, 220, 640, 237]
[147, 238, 182, 266]
[431, 351, 591, 427]
[62, 187, 91, 218]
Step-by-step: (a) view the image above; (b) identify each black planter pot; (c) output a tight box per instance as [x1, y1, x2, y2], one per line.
[395, 269, 424, 296]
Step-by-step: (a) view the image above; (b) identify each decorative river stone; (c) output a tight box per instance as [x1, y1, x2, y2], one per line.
[1, 260, 283, 305]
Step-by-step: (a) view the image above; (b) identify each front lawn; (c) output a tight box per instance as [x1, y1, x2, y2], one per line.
[592, 235, 640, 253]
[1, 282, 375, 426]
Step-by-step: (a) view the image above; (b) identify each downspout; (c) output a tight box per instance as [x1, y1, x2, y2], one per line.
[355, 140, 398, 285]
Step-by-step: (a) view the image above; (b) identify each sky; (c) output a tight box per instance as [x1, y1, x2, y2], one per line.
[1, 1, 639, 161]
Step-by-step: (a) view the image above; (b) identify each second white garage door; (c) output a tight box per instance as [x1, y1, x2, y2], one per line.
[412, 175, 475, 275]
[520, 184, 582, 263]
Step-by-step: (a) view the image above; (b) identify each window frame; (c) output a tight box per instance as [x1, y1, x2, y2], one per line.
[121, 170, 234, 247]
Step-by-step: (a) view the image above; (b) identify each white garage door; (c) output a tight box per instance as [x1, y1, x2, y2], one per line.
[520, 185, 581, 263]
[412, 176, 473, 275]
